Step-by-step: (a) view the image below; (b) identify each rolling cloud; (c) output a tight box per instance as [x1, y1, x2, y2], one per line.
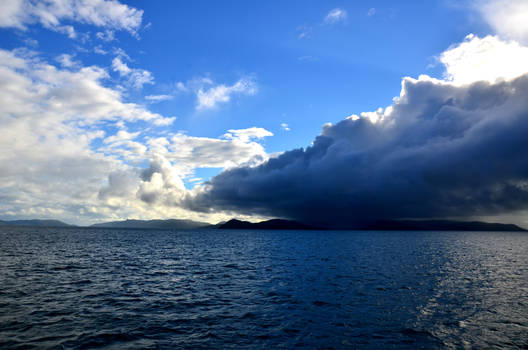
[184, 35, 528, 227]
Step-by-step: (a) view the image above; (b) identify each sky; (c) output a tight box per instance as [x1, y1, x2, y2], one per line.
[1, 0, 528, 227]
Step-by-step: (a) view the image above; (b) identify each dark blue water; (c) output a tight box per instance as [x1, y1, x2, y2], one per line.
[0, 227, 526, 349]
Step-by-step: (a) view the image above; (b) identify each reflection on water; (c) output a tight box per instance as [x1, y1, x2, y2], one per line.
[413, 233, 527, 348]
[0, 227, 526, 349]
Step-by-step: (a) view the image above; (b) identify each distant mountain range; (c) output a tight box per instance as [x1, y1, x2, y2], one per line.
[216, 219, 526, 231]
[359, 220, 526, 232]
[0, 219, 72, 227]
[217, 219, 321, 230]
[91, 219, 210, 230]
[0, 218, 525, 231]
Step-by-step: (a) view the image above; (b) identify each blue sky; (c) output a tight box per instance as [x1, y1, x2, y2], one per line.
[1, 0, 481, 153]
[1, 0, 528, 226]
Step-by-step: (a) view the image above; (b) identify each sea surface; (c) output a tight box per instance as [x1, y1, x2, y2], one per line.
[0, 227, 526, 349]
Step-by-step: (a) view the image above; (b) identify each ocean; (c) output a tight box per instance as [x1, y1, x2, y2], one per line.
[0, 227, 526, 349]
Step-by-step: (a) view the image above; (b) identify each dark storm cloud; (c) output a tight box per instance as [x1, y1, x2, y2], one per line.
[184, 74, 528, 227]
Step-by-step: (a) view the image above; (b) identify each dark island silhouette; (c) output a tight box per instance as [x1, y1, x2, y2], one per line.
[217, 219, 321, 230]
[215, 219, 525, 231]
[358, 220, 526, 232]
[0, 218, 526, 231]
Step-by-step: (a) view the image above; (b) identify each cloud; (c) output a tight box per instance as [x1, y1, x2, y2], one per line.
[137, 155, 187, 204]
[0, 48, 177, 224]
[367, 8, 376, 17]
[196, 77, 257, 110]
[111, 56, 131, 75]
[184, 35, 528, 228]
[96, 29, 115, 42]
[96, 127, 274, 207]
[165, 128, 272, 171]
[324, 8, 347, 24]
[223, 127, 273, 142]
[0, 49, 171, 126]
[145, 94, 173, 102]
[297, 25, 312, 39]
[0, 47, 268, 225]
[112, 56, 154, 89]
[175, 81, 187, 92]
[54, 24, 76, 38]
[473, 0, 528, 43]
[298, 8, 346, 40]
[93, 45, 107, 55]
[281, 123, 290, 131]
[97, 170, 138, 201]
[23, 38, 39, 48]
[112, 47, 130, 60]
[56, 53, 78, 68]
[0, 0, 143, 37]
[103, 130, 139, 144]
[440, 34, 528, 85]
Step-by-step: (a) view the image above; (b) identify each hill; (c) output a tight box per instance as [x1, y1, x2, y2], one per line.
[217, 219, 321, 230]
[361, 220, 526, 231]
[0, 219, 73, 227]
[217, 218, 525, 231]
[91, 219, 210, 230]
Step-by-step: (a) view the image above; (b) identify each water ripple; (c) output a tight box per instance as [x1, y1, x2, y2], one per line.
[0, 227, 526, 349]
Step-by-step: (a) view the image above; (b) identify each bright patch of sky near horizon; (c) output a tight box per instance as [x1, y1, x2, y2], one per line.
[1, 0, 528, 225]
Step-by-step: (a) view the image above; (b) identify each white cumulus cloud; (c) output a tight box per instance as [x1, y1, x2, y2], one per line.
[166, 129, 272, 171]
[0, 48, 176, 224]
[223, 127, 273, 143]
[0, 0, 143, 37]
[440, 34, 528, 85]
[196, 77, 257, 110]
[474, 0, 528, 43]
[98, 128, 274, 208]
[56, 53, 78, 67]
